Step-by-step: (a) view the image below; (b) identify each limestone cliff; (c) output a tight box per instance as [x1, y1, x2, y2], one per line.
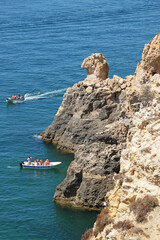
[82, 34, 160, 239]
[41, 53, 134, 210]
[42, 34, 160, 215]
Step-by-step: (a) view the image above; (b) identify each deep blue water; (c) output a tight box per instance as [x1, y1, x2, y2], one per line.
[0, 0, 160, 239]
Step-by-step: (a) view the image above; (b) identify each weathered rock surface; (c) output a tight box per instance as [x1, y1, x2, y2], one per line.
[82, 34, 160, 239]
[88, 98, 160, 240]
[42, 53, 133, 209]
[133, 32, 160, 89]
[42, 34, 160, 214]
[81, 53, 109, 81]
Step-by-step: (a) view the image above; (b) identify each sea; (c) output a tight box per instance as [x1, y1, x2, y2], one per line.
[0, 0, 160, 239]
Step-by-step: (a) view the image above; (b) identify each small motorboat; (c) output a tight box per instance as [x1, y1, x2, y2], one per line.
[20, 161, 62, 169]
[6, 95, 24, 104]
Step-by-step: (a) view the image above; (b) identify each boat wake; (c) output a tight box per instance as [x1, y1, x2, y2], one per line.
[24, 88, 67, 101]
[7, 166, 18, 169]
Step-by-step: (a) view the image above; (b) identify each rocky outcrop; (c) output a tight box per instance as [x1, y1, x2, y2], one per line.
[42, 34, 160, 214]
[42, 53, 134, 209]
[133, 33, 160, 89]
[81, 53, 109, 81]
[87, 98, 160, 240]
[82, 34, 160, 239]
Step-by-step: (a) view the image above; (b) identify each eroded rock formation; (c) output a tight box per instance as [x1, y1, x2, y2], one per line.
[81, 34, 160, 239]
[133, 33, 160, 88]
[81, 53, 109, 81]
[86, 97, 160, 240]
[42, 53, 133, 209]
[42, 34, 160, 216]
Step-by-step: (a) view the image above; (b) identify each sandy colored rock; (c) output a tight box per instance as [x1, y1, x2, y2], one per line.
[81, 53, 109, 81]
[42, 33, 160, 232]
[85, 102, 160, 240]
[133, 33, 160, 90]
[81, 33, 160, 240]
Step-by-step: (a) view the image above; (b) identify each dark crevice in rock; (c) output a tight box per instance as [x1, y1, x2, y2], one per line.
[63, 171, 82, 198]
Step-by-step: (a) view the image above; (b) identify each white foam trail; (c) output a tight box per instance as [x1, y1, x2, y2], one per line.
[33, 134, 42, 140]
[10, 100, 25, 104]
[7, 166, 18, 169]
[24, 88, 67, 101]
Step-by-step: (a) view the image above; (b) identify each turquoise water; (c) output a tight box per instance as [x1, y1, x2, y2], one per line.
[0, 0, 160, 239]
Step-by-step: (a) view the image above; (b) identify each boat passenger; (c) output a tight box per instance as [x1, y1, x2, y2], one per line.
[45, 159, 49, 165]
[17, 94, 21, 99]
[27, 156, 31, 165]
[40, 159, 43, 165]
[34, 159, 39, 165]
[12, 95, 16, 100]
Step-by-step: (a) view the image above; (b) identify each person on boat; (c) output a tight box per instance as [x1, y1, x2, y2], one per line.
[12, 95, 16, 100]
[45, 159, 49, 165]
[40, 159, 43, 165]
[34, 159, 39, 165]
[27, 156, 31, 165]
[17, 94, 21, 99]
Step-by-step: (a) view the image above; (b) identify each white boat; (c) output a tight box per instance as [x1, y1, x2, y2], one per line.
[6, 96, 24, 104]
[20, 161, 62, 169]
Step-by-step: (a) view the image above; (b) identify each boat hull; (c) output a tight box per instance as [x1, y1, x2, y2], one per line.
[6, 97, 24, 104]
[20, 161, 61, 169]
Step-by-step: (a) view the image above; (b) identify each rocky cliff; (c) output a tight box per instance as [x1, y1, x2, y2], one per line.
[42, 34, 160, 215]
[41, 53, 134, 209]
[82, 33, 160, 239]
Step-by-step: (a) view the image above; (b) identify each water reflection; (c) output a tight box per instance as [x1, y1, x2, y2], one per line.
[43, 142, 74, 163]
[6, 102, 17, 109]
[19, 167, 62, 177]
